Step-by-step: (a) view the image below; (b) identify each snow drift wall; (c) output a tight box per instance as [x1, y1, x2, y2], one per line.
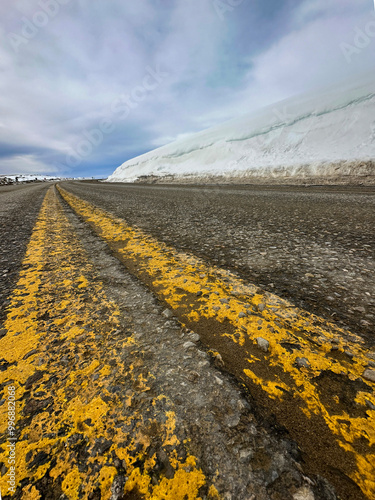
[107, 74, 375, 185]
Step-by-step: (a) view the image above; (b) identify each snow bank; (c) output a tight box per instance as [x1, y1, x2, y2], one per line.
[107, 74, 375, 185]
[0, 174, 64, 185]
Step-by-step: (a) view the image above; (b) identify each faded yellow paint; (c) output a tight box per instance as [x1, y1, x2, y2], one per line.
[0, 187, 209, 499]
[22, 484, 42, 499]
[208, 484, 221, 499]
[59, 185, 375, 498]
[62, 468, 82, 498]
[123, 454, 206, 500]
[98, 466, 117, 500]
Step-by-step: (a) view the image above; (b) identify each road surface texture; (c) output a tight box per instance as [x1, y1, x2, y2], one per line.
[0, 182, 374, 500]
[63, 182, 375, 347]
[0, 183, 50, 323]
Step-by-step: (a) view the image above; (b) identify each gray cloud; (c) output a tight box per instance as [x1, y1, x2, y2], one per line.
[0, 0, 373, 176]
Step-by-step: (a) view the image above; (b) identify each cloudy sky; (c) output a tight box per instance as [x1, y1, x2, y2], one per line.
[0, 0, 373, 178]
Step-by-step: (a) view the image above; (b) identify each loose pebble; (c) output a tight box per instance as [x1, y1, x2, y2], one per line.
[296, 357, 310, 368]
[363, 369, 375, 383]
[162, 308, 174, 319]
[188, 333, 200, 342]
[256, 337, 269, 352]
[183, 341, 196, 350]
[293, 486, 315, 500]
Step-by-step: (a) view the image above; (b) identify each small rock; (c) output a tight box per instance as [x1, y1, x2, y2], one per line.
[293, 486, 315, 500]
[238, 312, 246, 318]
[365, 399, 375, 410]
[162, 309, 174, 319]
[214, 376, 223, 386]
[197, 350, 208, 359]
[226, 414, 240, 428]
[353, 306, 366, 314]
[360, 320, 371, 327]
[363, 369, 375, 383]
[258, 303, 266, 312]
[368, 361, 375, 368]
[220, 298, 229, 304]
[196, 291, 203, 297]
[183, 341, 196, 349]
[187, 371, 200, 383]
[296, 357, 310, 368]
[213, 352, 224, 367]
[188, 333, 200, 342]
[256, 337, 269, 352]
[239, 449, 252, 461]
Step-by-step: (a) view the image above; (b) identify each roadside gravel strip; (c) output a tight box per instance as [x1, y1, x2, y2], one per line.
[0, 187, 336, 500]
[57, 185, 375, 500]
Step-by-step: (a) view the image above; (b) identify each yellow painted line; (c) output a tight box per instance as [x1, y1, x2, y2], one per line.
[59, 185, 375, 500]
[0, 187, 215, 500]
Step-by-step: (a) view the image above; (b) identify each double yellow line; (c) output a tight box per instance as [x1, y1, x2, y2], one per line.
[0, 187, 212, 500]
[58, 185, 375, 500]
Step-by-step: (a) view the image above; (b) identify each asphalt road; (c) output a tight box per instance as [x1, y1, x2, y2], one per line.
[0, 183, 342, 500]
[1, 181, 374, 499]
[0, 182, 50, 322]
[62, 181, 375, 346]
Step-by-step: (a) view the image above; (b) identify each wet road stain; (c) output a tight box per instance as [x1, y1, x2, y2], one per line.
[58, 186, 375, 500]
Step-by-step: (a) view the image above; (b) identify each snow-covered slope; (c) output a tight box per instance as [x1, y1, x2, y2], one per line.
[0, 174, 63, 185]
[107, 74, 375, 184]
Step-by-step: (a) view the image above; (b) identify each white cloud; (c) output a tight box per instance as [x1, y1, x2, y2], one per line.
[0, 155, 59, 175]
[207, 0, 375, 122]
[0, 0, 373, 176]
